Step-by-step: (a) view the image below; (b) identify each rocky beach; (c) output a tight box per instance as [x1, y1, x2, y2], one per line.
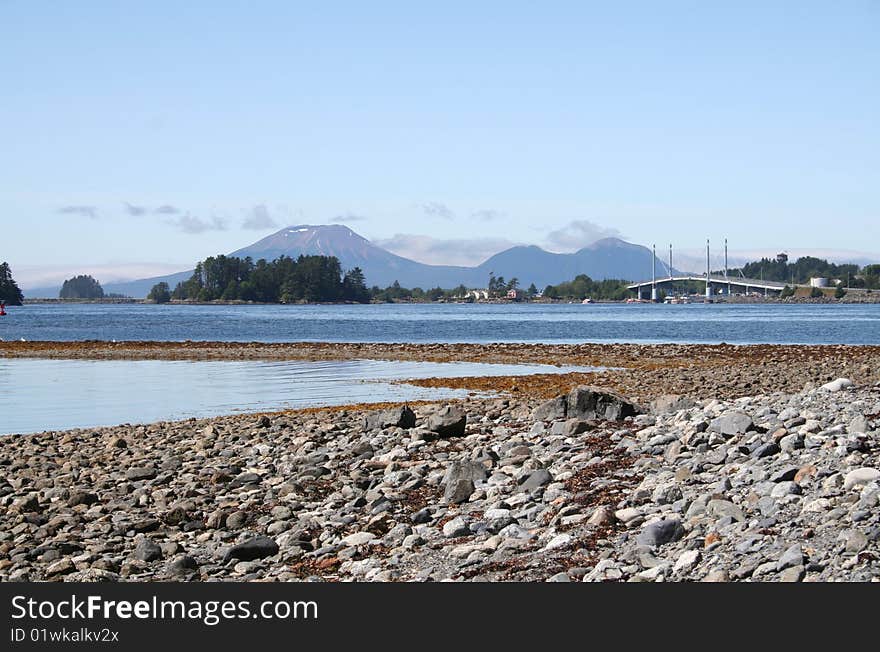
[1, 341, 879, 582]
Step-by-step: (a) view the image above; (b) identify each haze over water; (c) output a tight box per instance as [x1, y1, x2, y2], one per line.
[2, 303, 880, 346]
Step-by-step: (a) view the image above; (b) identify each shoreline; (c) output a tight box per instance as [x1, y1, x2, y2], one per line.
[1, 341, 879, 582]
[3, 340, 880, 405]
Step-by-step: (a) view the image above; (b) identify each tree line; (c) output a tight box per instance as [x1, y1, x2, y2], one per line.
[167, 254, 371, 303]
[730, 257, 880, 289]
[542, 275, 631, 301]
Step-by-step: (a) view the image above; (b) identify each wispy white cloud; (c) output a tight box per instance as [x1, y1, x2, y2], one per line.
[241, 204, 278, 230]
[169, 213, 227, 234]
[58, 205, 98, 219]
[421, 202, 455, 220]
[471, 209, 505, 221]
[543, 219, 623, 252]
[123, 202, 148, 216]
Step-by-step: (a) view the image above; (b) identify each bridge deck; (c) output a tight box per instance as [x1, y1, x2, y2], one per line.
[626, 274, 789, 291]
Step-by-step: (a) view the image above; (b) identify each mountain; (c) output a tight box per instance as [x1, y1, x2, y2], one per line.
[228, 226, 674, 290]
[229, 225, 482, 289]
[473, 238, 667, 288]
[26, 225, 669, 298]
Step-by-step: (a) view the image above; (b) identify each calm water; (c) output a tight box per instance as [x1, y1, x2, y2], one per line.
[2, 302, 880, 345]
[0, 359, 594, 435]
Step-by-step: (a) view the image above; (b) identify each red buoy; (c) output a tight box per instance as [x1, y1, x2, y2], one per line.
[0, 302, 6, 316]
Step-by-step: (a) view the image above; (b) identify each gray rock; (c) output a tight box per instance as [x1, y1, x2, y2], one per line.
[444, 478, 475, 504]
[134, 538, 163, 563]
[444, 460, 487, 485]
[707, 499, 745, 522]
[753, 442, 781, 458]
[223, 536, 279, 562]
[567, 386, 644, 421]
[776, 544, 804, 571]
[844, 467, 880, 490]
[635, 518, 685, 547]
[425, 406, 467, 438]
[821, 378, 852, 392]
[230, 472, 261, 488]
[845, 530, 868, 553]
[779, 566, 805, 582]
[165, 555, 199, 577]
[225, 511, 248, 529]
[532, 396, 568, 421]
[547, 572, 571, 582]
[67, 491, 99, 507]
[519, 468, 553, 492]
[342, 532, 376, 546]
[364, 405, 417, 431]
[125, 467, 157, 481]
[849, 415, 870, 434]
[708, 412, 754, 436]
[562, 419, 591, 437]
[770, 467, 800, 483]
[442, 516, 471, 538]
[532, 386, 643, 422]
[651, 484, 683, 505]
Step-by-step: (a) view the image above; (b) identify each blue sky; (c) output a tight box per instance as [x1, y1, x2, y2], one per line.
[2, 1, 879, 286]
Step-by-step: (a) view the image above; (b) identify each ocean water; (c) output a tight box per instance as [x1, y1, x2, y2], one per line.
[0, 358, 596, 435]
[2, 302, 880, 345]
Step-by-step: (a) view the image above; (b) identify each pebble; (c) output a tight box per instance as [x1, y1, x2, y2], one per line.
[2, 376, 879, 584]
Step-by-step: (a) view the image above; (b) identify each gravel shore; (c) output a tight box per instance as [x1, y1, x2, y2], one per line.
[1, 342, 879, 582]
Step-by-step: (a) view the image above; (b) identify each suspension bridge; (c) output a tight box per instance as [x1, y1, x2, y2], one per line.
[626, 240, 793, 301]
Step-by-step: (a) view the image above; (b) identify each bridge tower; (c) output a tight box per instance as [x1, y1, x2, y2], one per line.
[725, 238, 730, 296]
[651, 244, 657, 302]
[705, 239, 712, 298]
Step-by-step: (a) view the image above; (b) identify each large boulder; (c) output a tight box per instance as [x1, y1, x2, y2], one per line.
[532, 396, 568, 421]
[222, 536, 279, 562]
[363, 405, 417, 431]
[425, 406, 467, 439]
[708, 411, 754, 437]
[443, 460, 486, 504]
[636, 518, 685, 548]
[531, 386, 643, 422]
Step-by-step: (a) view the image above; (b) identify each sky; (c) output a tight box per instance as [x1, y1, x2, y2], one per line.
[2, 1, 879, 287]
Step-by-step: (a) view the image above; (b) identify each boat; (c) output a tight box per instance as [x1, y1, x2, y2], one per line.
[581, 297, 594, 304]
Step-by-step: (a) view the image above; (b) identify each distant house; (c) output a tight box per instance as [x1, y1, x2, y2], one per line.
[506, 289, 526, 300]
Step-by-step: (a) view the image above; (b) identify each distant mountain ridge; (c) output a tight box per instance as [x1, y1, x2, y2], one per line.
[28, 225, 671, 298]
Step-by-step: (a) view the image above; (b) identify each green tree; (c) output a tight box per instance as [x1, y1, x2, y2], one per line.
[147, 282, 172, 303]
[527, 283, 538, 297]
[834, 285, 847, 299]
[342, 267, 370, 303]
[0, 262, 24, 305]
[780, 285, 795, 298]
[59, 275, 104, 299]
[810, 286, 824, 299]
[542, 274, 630, 301]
